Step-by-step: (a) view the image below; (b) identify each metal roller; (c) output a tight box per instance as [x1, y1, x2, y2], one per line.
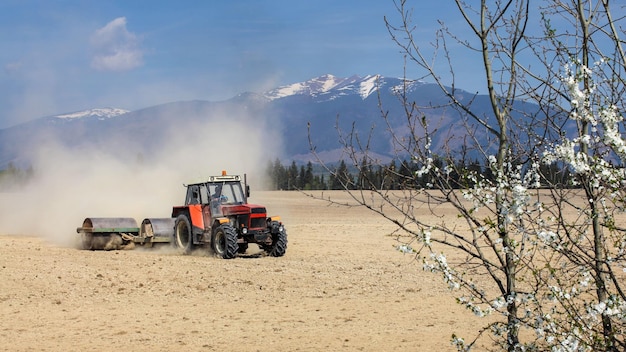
[77, 217, 139, 233]
[140, 218, 175, 239]
[76, 217, 139, 250]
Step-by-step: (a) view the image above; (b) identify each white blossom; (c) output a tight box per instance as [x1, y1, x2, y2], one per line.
[396, 244, 413, 254]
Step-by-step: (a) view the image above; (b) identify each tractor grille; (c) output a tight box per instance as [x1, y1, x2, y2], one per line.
[250, 217, 265, 229]
[237, 215, 249, 228]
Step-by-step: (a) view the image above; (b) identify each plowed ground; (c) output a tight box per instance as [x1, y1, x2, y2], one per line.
[0, 191, 484, 352]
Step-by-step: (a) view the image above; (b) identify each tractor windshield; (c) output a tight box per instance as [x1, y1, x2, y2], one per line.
[209, 182, 245, 205]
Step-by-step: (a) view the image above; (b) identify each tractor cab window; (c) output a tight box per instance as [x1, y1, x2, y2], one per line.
[209, 183, 223, 202]
[198, 184, 208, 204]
[209, 182, 245, 205]
[221, 183, 237, 204]
[186, 185, 202, 205]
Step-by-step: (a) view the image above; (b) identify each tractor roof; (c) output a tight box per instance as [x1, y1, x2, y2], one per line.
[207, 174, 241, 182]
[186, 174, 242, 186]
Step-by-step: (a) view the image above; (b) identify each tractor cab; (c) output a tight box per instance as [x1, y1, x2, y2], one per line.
[183, 173, 250, 217]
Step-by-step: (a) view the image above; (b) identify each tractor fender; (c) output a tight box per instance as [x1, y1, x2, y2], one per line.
[267, 218, 285, 235]
[212, 217, 230, 230]
[172, 205, 205, 229]
[172, 206, 205, 243]
[267, 216, 281, 224]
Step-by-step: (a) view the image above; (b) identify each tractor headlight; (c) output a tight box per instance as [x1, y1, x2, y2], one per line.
[241, 227, 248, 234]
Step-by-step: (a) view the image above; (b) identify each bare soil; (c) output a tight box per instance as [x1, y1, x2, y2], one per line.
[0, 191, 485, 352]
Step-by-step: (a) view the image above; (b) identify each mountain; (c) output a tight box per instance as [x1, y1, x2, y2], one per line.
[0, 74, 541, 169]
[264, 74, 384, 101]
[50, 108, 130, 122]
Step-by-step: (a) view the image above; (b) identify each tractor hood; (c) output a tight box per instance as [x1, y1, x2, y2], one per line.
[221, 203, 267, 216]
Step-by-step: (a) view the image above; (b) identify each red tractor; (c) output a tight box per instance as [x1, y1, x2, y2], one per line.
[76, 171, 287, 259]
[171, 172, 287, 258]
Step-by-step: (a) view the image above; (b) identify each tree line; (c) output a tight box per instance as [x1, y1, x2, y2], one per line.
[0, 163, 34, 190]
[265, 157, 573, 191]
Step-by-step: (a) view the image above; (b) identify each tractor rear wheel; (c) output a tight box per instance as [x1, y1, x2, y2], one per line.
[212, 224, 238, 259]
[174, 214, 193, 254]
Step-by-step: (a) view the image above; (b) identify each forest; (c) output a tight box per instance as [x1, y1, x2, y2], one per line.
[264, 158, 572, 191]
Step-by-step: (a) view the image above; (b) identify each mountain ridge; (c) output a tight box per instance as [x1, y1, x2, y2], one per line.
[3, 73, 429, 128]
[53, 108, 130, 121]
[0, 74, 536, 169]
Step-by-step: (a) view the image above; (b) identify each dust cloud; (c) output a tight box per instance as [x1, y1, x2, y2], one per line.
[0, 110, 283, 247]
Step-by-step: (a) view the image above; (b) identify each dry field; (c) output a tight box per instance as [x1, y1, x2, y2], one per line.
[0, 190, 487, 352]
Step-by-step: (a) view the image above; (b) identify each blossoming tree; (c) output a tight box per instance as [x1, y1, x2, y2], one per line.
[308, 0, 626, 350]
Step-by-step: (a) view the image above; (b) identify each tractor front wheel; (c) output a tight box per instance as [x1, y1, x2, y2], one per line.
[212, 224, 238, 259]
[174, 214, 193, 254]
[265, 222, 287, 257]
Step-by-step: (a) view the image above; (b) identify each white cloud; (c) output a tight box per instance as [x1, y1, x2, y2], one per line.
[4, 61, 23, 74]
[90, 17, 143, 71]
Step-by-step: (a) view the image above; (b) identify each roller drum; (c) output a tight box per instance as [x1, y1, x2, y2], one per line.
[79, 217, 139, 232]
[77, 217, 139, 250]
[140, 218, 175, 239]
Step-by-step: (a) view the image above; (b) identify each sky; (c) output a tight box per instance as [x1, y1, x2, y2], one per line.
[0, 0, 469, 129]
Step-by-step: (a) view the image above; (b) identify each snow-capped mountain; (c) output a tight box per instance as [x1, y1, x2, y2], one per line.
[0, 74, 539, 169]
[264, 74, 348, 100]
[264, 74, 422, 101]
[53, 108, 130, 121]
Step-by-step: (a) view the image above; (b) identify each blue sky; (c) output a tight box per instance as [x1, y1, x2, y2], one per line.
[0, 1, 466, 129]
